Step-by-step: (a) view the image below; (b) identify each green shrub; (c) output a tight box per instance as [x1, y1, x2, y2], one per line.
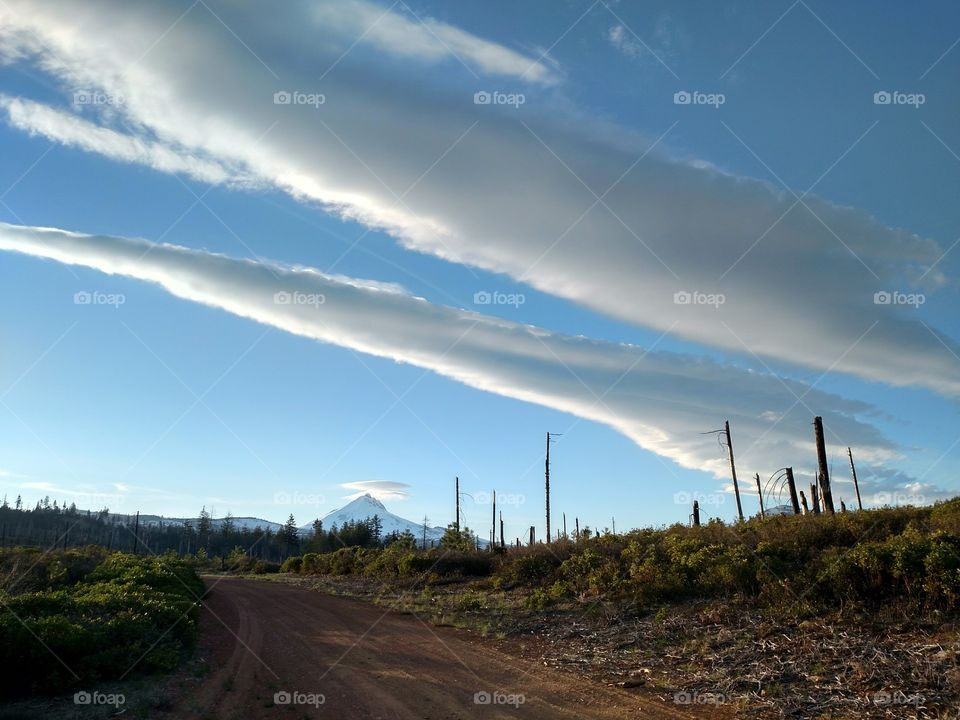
[930, 498, 960, 535]
[0, 550, 203, 699]
[252, 560, 280, 574]
[497, 545, 566, 586]
[924, 532, 960, 605]
[524, 588, 551, 611]
[280, 556, 302, 573]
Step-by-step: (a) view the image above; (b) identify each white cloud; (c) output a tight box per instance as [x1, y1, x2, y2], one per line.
[607, 25, 644, 58]
[0, 0, 955, 397]
[111, 482, 174, 497]
[340, 480, 411, 501]
[21, 481, 57, 491]
[607, 14, 687, 61]
[310, 0, 559, 85]
[16, 479, 125, 507]
[1, 220, 945, 505]
[0, 95, 238, 185]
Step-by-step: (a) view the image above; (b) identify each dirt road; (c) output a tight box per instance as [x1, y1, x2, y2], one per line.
[166, 577, 724, 719]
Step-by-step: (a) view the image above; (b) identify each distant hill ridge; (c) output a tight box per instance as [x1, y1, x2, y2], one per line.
[107, 493, 449, 542]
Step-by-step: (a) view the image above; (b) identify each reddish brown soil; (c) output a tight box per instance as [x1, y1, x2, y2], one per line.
[165, 576, 727, 719]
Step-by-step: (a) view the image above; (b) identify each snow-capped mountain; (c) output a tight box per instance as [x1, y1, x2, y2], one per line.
[318, 494, 447, 544]
[106, 494, 471, 546]
[108, 512, 284, 532]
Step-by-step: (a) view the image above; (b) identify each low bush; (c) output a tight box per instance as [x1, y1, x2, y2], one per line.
[278, 500, 960, 618]
[252, 560, 280, 574]
[0, 548, 203, 699]
[280, 556, 302, 574]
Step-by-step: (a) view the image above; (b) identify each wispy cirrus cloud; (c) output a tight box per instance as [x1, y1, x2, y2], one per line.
[310, 0, 560, 85]
[0, 0, 955, 398]
[0, 220, 947, 503]
[0, 95, 238, 186]
[16, 480, 126, 508]
[607, 13, 688, 62]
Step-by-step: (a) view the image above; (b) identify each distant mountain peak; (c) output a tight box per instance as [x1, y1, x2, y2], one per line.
[345, 493, 387, 511]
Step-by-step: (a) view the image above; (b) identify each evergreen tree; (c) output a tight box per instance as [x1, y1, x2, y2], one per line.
[198, 506, 212, 551]
[198, 506, 212, 535]
[281, 514, 299, 558]
[440, 523, 476, 552]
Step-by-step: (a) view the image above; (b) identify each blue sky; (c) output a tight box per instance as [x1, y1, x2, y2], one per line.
[0, 0, 958, 541]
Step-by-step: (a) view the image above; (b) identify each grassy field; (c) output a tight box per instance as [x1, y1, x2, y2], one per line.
[278, 499, 960, 618]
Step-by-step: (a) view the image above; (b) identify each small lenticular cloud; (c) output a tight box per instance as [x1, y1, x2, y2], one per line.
[340, 480, 411, 501]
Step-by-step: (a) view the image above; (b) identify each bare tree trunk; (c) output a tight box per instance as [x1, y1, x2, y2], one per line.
[725, 420, 745, 522]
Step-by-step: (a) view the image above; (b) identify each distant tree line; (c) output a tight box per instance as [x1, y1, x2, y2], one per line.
[0, 495, 424, 563]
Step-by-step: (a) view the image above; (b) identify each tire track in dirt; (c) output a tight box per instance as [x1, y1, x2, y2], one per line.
[167, 577, 727, 719]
